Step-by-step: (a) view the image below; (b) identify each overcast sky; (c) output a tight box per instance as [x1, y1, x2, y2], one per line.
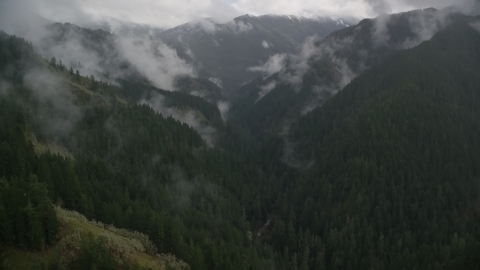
[1, 0, 468, 29]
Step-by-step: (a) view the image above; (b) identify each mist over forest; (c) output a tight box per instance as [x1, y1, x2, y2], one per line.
[1, 0, 480, 269]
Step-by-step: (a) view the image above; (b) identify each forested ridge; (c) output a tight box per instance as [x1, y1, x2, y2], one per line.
[229, 9, 471, 142]
[1, 13, 480, 270]
[0, 31, 284, 269]
[281, 21, 480, 269]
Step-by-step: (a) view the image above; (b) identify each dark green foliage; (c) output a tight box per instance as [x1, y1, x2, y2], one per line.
[2, 15, 480, 270]
[117, 78, 224, 127]
[276, 21, 480, 269]
[0, 100, 59, 250]
[73, 233, 117, 270]
[230, 10, 471, 143]
[0, 30, 279, 269]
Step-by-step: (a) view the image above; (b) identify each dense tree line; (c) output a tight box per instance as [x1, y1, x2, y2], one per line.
[1, 16, 480, 270]
[0, 31, 281, 269]
[274, 22, 480, 269]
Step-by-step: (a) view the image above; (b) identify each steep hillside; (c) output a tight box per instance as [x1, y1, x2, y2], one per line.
[267, 19, 480, 269]
[0, 31, 290, 270]
[230, 8, 471, 140]
[2, 207, 188, 269]
[2, 6, 480, 270]
[156, 14, 354, 98]
[3, 14, 352, 103]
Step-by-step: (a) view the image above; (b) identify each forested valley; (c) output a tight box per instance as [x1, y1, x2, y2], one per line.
[1, 6, 480, 270]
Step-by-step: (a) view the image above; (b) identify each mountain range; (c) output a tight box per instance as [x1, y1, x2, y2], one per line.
[155, 14, 355, 98]
[1, 3, 480, 269]
[3, 14, 353, 103]
[230, 7, 471, 140]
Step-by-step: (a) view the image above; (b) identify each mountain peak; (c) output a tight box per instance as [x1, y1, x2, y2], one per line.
[232, 13, 355, 27]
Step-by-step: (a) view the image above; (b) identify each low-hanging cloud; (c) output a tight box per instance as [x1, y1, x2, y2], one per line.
[256, 81, 277, 101]
[264, 5, 473, 110]
[209, 77, 223, 89]
[280, 35, 322, 89]
[1, 0, 467, 34]
[300, 86, 331, 115]
[250, 33, 356, 104]
[1, 0, 197, 91]
[23, 68, 82, 142]
[450, 0, 480, 15]
[187, 18, 220, 34]
[365, 0, 392, 15]
[41, 26, 118, 80]
[140, 93, 216, 146]
[116, 36, 197, 90]
[401, 9, 451, 48]
[372, 13, 391, 47]
[471, 20, 480, 32]
[226, 20, 254, 33]
[0, 1, 116, 81]
[0, 79, 11, 96]
[248, 54, 286, 77]
[217, 100, 230, 120]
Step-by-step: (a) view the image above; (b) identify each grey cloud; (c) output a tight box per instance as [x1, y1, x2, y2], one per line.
[449, 0, 480, 15]
[0, 79, 11, 96]
[1, 0, 471, 33]
[280, 36, 321, 90]
[402, 8, 458, 49]
[116, 35, 197, 90]
[40, 26, 114, 80]
[185, 48, 196, 60]
[248, 54, 287, 77]
[1, 7, 118, 82]
[226, 20, 254, 33]
[362, 0, 466, 16]
[280, 34, 354, 91]
[171, 168, 196, 207]
[188, 18, 220, 34]
[217, 101, 230, 120]
[262, 40, 270, 48]
[209, 77, 223, 89]
[372, 14, 391, 46]
[268, 6, 464, 114]
[1, 0, 197, 91]
[23, 68, 82, 142]
[471, 20, 480, 32]
[301, 86, 329, 115]
[365, 0, 392, 15]
[399, 0, 471, 11]
[16, 0, 238, 30]
[176, 35, 196, 60]
[253, 33, 355, 103]
[237, 21, 253, 32]
[256, 81, 277, 102]
[0, 0, 47, 36]
[371, 7, 457, 50]
[140, 93, 217, 146]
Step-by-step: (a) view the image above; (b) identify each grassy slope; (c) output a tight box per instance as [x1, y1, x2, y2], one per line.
[1, 207, 188, 269]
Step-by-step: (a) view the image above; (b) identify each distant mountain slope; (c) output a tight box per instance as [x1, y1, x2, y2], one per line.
[269, 19, 480, 269]
[0, 30, 289, 270]
[0, 20, 226, 102]
[2, 13, 351, 103]
[156, 14, 354, 98]
[230, 8, 473, 139]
